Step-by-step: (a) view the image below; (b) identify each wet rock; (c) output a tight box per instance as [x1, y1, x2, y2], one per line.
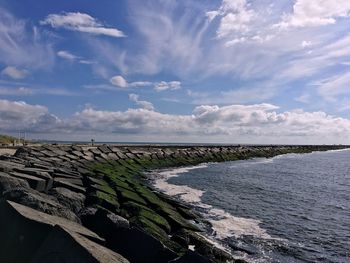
[187, 232, 233, 263]
[80, 207, 130, 234]
[79, 206, 177, 262]
[109, 227, 177, 263]
[169, 250, 213, 263]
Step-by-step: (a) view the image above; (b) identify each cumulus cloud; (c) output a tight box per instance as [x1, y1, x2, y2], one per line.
[208, 0, 255, 38]
[40, 12, 125, 38]
[1, 99, 350, 143]
[276, 0, 350, 29]
[67, 103, 350, 143]
[1, 66, 28, 79]
[0, 99, 61, 132]
[110, 75, 128, 88]
[128, 93, 154, 111]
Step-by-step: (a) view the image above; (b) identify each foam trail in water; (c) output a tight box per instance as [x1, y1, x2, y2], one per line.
[152, 163, 274, 240]
[229, 158, 274, 168]
[153, 164, 211, 205]
[207, 208, 272, 239]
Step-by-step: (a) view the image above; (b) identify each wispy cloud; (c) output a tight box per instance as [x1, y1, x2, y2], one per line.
[57, 50, 96, 66]
[57, 50, 80, 61]
[1, 66, 28, 79]
[40, 12, 125, 38]
[154, 81, 181, 92]
[317, 71, 350, 101]
[0, 8, 54, 69]
[0, 86, 33, 95]
[109, 75, 181, 92]
[0, 86, 76, 96]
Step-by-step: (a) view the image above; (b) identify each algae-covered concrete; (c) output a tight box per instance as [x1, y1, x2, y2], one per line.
[0, 144, 347, 262]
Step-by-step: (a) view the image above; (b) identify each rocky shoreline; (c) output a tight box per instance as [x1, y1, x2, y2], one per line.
[0, 144, 348, 263]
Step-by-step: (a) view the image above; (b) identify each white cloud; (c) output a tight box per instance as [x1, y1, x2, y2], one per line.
[217, 8, 254, 38]
[301, 41, 312, 48]
[0, 86, 76, 96]
[126, 1, 208, 76]
[128, 93, 154, 111]
[69, 103, 350, 144]
[79, 60, 95, 65]
[110, 75, 180, 91]
[57, 50, 79, 61]
[0, 99, 60, 132]
[276, 0, 350, 29]
[110, 75, 128, 88]
[1, 99, 350, 143]
[0, 87, 33, 96]
[295, 93, 311, 104]
[208, 0, 255, 38]
[40, 12, 125, 38]
[57, 50, 96, 65]
[278, 35, 350, 82]
[0, 8, 54, 69]
[317, 71, 350, 101]
[1, 66, 28, 79]
[154, 81, 181, 92]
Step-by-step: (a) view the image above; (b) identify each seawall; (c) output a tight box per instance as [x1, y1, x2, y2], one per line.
[0, 144, 347, 263]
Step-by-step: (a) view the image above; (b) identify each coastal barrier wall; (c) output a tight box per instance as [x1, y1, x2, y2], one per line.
[0, 144, 347, 263]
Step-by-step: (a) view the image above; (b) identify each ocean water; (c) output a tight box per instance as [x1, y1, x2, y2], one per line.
[151, 149, 350, 263]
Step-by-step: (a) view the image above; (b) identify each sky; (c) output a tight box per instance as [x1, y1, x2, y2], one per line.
[1, 0, 350, 144]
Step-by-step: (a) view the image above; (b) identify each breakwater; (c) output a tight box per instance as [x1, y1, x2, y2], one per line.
[0, 144, 347, 263]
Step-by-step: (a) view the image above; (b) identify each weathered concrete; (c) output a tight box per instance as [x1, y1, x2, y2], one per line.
[0, 200, 129, 262]
[0, 172, 30, 194]
[31, 225, 129, 263]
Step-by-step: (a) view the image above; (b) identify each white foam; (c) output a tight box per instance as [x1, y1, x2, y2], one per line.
[229, 158, 274, 168]
[152, 163, 278, 247]
[319, 148, 350, 153]
[207, 208, 272, 239]
[153, 164, 209, 203]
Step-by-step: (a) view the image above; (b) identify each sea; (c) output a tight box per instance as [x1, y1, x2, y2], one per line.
[150, 149, 350, 263]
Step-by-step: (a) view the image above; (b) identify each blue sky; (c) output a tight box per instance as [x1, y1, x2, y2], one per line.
[1, 0, 350, 144]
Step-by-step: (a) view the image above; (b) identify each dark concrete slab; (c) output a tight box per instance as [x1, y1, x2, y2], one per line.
[31, 225, 129, 263]
[10, 172, 46, 192]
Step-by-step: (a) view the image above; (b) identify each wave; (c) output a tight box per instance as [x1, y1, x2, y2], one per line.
[151, 163, 275, 241]
[153, 164, 209, 204]
[207, 208, 272, 239]
[228, 158, 274, 168]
